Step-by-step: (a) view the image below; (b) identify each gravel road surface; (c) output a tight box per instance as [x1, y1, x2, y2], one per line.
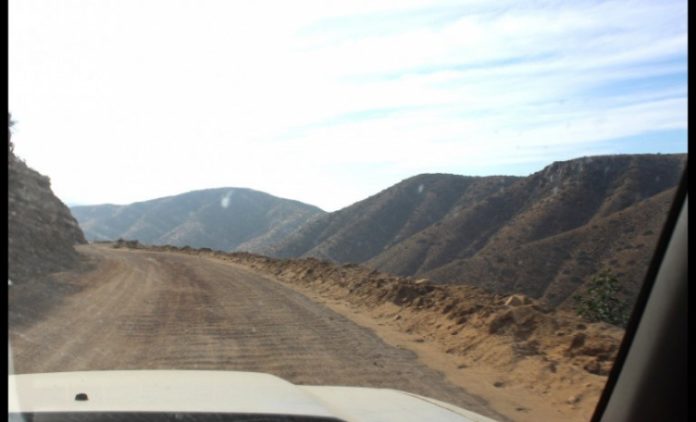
[9, 245, 504, 420]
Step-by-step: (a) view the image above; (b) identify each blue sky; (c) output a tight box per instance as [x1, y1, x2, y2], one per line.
[9, 0, 687, 211]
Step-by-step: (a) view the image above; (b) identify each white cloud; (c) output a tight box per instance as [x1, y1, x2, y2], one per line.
[9, 0, 687, 211]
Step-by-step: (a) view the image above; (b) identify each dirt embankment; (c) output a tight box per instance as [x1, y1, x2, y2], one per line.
[8, 131, 90, 327]
[137, 243, 623, 420]
[8, 148, 87, 284]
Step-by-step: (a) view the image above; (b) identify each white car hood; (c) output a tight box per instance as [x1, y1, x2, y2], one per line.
[8, 370, 498, 422]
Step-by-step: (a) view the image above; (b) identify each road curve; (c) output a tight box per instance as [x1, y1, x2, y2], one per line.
[9, 245, 505, 420]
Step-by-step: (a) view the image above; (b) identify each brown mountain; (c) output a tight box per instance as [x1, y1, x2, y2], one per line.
[420, 186, 679, 308]
[263, 154, 686, 308]
[8, 129, 87, 284]
[71, 188, 325, 252]
[257, 174, 522, 262]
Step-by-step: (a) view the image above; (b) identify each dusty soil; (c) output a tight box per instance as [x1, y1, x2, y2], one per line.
[8, 245, 507, 421]
[173, 246, 624, 422]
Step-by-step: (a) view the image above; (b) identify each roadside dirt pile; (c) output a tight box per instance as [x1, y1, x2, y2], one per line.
[234, 254, 621, 376]
[149, 244, 623, 379]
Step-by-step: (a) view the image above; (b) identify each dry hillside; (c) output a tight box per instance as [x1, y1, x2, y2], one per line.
[262, 154, 686, 310]
[71, 188, 325, 251]
[260, 174, 522, 262]
[8, 130, 86, 284]
[426, 187, 678, 308]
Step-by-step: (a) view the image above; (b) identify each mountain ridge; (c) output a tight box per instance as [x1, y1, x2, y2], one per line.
[258, 153, 687, 308]
[71, 187, 325, 252]
[71, 153, 687, 310]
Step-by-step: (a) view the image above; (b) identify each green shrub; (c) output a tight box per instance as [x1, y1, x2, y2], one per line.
[573, 271, 630, 327]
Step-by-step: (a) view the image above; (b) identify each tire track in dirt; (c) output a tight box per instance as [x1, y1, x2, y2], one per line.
[9, 245, 507, 421]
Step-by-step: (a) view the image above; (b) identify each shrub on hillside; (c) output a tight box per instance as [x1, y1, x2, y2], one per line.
[573, 271, 630, 327]
[113, 238, 141, 249]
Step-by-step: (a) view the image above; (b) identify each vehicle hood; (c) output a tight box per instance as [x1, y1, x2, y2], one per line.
[8, 370, 498, 422]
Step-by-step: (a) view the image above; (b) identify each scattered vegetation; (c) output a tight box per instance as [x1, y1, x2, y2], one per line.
[573, 271, 630, 327]
[113, 238, 141, 249]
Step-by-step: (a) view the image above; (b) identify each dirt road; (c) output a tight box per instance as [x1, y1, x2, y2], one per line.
[9, 245, 505, 420]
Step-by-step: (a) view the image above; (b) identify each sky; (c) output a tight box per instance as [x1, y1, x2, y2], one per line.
[9, 0, 688, 212]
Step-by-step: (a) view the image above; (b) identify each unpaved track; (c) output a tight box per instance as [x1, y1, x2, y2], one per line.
[9, 245, 505, 420]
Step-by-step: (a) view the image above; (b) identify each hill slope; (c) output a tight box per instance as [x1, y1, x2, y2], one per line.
[9, 139, 87, 284]
[71, 188, 325, 252]
[263, 154, 687, 308]
[257, 174, 522, 262]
